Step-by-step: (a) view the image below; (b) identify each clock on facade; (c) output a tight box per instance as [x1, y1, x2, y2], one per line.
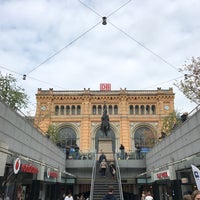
[41, 106, 46, 111]
[164, 105, 169, 110]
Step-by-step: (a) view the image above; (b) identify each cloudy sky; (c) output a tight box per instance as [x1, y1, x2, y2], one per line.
[0, 0, 200, 115]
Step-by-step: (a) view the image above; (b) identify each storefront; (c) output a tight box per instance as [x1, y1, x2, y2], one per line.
[152, 168, 182, 200]
[176, 167, 197, 197]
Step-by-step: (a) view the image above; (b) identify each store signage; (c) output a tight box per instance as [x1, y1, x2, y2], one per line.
[100, 83, 111, 91]
[21, 164, 38, 174]
[47, 168, 58, 179]
[13, 158, 21, 174]
[155, 170, 170, 180]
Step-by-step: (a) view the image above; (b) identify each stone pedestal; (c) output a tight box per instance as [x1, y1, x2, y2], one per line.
[98, 138, 113, 161]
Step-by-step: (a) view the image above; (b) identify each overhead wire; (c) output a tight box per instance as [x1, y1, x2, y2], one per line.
[0, 65, 65, 89]
[108, 20, 179, 72]
[26, 21, 101, 75]
[142, 75, 183, 90]
[0, 64, 185, 91]
[78, 0, 133, 18]
[77, 0, 180, 73]
[107, 0, 133, 18]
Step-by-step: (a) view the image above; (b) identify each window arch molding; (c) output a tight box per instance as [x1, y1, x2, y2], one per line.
[57, 123, 80, 147]
[131, 123, 156, 150]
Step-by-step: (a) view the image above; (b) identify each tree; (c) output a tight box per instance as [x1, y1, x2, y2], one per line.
[161, 111, 181, 134]
[174, 57, 200, 104]
[0, 72, 29, 110]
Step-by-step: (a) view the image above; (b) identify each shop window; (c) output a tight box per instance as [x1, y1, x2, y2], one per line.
[60, 105, 64, 115]
[55, 106, 59, 115]
[66, 106, 70, 115]
[130, 105, 134, 114]
[114, 105, 118, 114]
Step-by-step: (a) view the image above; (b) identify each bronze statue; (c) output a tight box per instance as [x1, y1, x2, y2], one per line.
[101, 104, 110, 136]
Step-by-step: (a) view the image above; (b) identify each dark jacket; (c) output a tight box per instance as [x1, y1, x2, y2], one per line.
[103, 194, 117, 200]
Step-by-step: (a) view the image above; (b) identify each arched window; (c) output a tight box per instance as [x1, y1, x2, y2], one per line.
[141, 105, 145, 115]
[92, 105, 96, 115]
[77, 105, 81, 115]
[72, 105, 75, 115]
[151, 105, 156, 114]
[58, 127, 77, 147]
[135, 105, 139, 114]
[109, 105, 112, 115]
[134, 126, 155, 148]
[130, 105, 133, 114]
[98, 105, 102, 115]
[114, 105, 118, 114]
[60, 105, 64, 115]
[55, 106, 59, 115]
[66, 106, 70, 115]
[146, 105, 150, 114]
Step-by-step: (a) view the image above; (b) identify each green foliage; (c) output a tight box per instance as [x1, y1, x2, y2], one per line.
[47, 124, 60, 143]
[174, 57, 200, 104]
[0, 72, 29, 110]
[161, 111, 181, 134]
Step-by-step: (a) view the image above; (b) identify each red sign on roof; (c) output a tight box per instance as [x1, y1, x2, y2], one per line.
[100, 83, 111, 91]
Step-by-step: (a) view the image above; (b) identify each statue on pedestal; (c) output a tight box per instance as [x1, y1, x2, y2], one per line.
[101, 104, 110, 136]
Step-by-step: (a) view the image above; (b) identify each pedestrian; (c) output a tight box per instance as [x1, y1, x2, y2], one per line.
[65, 193, 73, 200]
[109, 162, 116, 179]
[100, 159, 108, 176]
[144, 191, 153, 200]
[183, 194, 192, 200]
[119, 144, 125, 159]
[141, 191, 145, 200]
[103, 186, 117, 200]
[99, 151, 107, 163]
[79, 194, 85, 200]
[191, 190, 200, 200]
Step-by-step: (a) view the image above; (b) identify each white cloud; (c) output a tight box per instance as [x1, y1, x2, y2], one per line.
[0, 0, 199, 115]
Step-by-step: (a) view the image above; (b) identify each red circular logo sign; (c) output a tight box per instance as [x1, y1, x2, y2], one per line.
[13, 158, 21, 174]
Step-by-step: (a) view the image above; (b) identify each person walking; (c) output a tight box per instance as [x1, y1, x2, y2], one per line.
[191, 190, 200, 200]
[144, 191, 153, 200]
[109, 162, 116, 179]
[99, 151, 107, 163]
[103, 186, 117, 200]
[100, 159, 108, 176]
[65, 193, 73, 200]
[183, 194, 192, 200]
[141, 191, 145, 200]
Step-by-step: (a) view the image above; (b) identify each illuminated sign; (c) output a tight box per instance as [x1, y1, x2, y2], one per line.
[47, 168, 58, 179]
[154, 170, 170, 180]
[13, 158, 21, 174]
[100, 83, 111, 91]
[21, 164, 38, 174]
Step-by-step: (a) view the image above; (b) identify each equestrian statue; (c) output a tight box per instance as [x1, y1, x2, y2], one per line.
[101, 104, 110, 136]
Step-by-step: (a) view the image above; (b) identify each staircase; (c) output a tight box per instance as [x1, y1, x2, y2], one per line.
[93, 161, 120, 200]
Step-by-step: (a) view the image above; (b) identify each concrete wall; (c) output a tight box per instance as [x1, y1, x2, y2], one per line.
[0, 100, 66, 171]
[146, 107, 200, 172]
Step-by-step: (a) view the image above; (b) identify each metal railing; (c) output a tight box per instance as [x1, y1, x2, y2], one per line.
[115, 153, 124, 200]
[89, 152, 97, 200]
